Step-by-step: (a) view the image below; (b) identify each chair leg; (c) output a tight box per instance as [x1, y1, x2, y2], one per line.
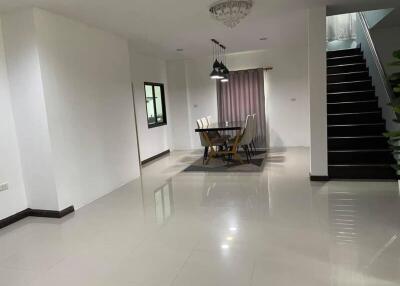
[249, 145, 253, 160]
[251, 141, 256, 155]
[249, 142, 255, 156]
[203, 147, 208, 165]
[245, 145, 250, 163]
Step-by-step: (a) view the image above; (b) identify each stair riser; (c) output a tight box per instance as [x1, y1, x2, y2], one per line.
[328, 101, 378, 113]
[328, 64, 367, 74]
[327, 55, 364, 66]
[328, 72, 370, 84]
[329, 151, 394, 164]
[328, 165, 396, 179]
[327, 81, 373, 93]
[328, 113, 382, 124]
[328, 91, 375, 103]
[328, 137, 388, 150]
[328, 125, 386, 136]
[327, 49, 362, 58]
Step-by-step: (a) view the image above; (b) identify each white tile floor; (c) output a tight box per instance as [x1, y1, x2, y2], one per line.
[1, 147, 400, 286]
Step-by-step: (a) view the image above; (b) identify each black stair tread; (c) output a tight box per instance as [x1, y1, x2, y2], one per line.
[328, 71, 369, 76]
[327, 99, 378, 104]
[328, 54, 364, 60]
[327, 79, 372, 86]
[327, 48, 362, 58]
[329, 149, 391, 152]
[327, 63, 366, 68]
[328, 123, 385, 127]
[328, 90, 375, 95]
[328, 111, 380, 116]
[328, 135, 386, 138]
[329, 164, 393, 167]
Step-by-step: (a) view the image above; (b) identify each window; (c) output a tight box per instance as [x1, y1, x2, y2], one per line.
[144, 82, 167, 128]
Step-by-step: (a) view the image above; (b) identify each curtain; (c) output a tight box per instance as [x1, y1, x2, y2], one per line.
[217, 68, 267, 148]
[326, 13, 357, 42]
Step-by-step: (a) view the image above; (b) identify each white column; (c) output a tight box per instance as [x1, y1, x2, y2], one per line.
[308, 6, 328, 178]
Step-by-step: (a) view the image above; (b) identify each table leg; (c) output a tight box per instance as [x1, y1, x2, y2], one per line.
[202, 132, 217, 165]
[231, 130, 243, 164]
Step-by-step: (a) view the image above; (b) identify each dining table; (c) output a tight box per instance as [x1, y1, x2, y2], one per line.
[195, 121, 245, 164]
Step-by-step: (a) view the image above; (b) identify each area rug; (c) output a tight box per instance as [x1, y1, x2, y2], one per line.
[183, 151, 266, 172]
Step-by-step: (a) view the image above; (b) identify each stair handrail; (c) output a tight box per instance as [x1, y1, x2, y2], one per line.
[357, 12, 398, 119]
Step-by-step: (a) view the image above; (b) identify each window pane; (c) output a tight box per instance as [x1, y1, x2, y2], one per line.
[145, 85, 156, 125]
[154, 86, 164, 123]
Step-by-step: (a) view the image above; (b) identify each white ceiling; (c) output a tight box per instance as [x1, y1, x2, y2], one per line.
[0, 0, 399, 59]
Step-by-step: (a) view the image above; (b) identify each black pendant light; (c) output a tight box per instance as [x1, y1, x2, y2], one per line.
[210, 39, 223, 79]
[210, 39, 230, 81]
[220, 44, 229, 83]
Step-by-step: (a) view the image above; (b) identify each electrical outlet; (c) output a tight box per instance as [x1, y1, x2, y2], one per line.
[0, 182, 9, 192]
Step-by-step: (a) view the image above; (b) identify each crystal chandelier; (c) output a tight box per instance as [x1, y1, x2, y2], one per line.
[209, 0, 253, 28]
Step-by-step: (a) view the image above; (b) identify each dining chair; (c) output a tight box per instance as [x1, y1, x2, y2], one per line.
[197, 119, 227, 165]
[242, 115, 255, 162]
[201, 117, 208, 128]
[228, 115, 253, 162]
[250, 114, 257, 155]
[205, 115, 231, 142]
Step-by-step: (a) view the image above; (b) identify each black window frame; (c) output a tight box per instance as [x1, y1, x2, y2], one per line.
[144, 82, 167, 128]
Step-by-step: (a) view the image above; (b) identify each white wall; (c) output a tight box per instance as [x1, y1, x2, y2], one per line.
[129, 46, 171, 161]
[0, 19, 27, 220]
[356, 17, 399, 133]
[33, 9, 141, 210]
[2, 9, 60, 210]
[166, 60, 192, 150]
[1, 8, 141, 212]
[372, 26, 400, 77]
[308, 6, 328, 177]
[371, 26, 400, 132]
[168, 22, 310, 150]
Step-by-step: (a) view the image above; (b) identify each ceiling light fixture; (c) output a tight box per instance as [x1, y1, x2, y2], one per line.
[210, 39, 230, 81]
[209, 0, 254, 28]
[210, 39, 223, 80]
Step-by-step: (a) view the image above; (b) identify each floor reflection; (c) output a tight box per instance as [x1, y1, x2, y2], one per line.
[154, 180, 174, 225]
[325, 184, 400, 285]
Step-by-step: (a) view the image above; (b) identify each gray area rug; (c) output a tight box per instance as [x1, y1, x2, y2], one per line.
[183, 151, 266, 172]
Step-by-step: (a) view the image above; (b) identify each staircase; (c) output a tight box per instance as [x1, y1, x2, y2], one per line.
[327, 47, 397, 179]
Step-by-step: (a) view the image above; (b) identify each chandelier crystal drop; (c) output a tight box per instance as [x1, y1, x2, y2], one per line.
[209, 0, 253, 28]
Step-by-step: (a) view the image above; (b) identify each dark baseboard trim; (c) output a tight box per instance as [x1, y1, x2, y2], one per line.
[0, 209, 31, 230]
[141, 150, 170, 165]
[29, 206, 75, 218]
[0, 206, 74, 230]
[310, 175, 330, 181]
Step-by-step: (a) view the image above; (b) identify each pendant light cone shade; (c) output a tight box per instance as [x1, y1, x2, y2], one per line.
[210, 60, 223, 79]
[220, 63, 229, 75]
[210, 68, 222, 79]
[220, 62, 229, 82]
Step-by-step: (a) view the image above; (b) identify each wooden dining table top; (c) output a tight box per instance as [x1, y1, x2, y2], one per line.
[195, 121, 245, 132]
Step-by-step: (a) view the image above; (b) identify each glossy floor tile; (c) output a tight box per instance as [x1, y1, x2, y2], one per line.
[1, 148, 400, 286]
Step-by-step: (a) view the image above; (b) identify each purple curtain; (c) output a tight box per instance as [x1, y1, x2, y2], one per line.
[217, 68, 266, 148]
